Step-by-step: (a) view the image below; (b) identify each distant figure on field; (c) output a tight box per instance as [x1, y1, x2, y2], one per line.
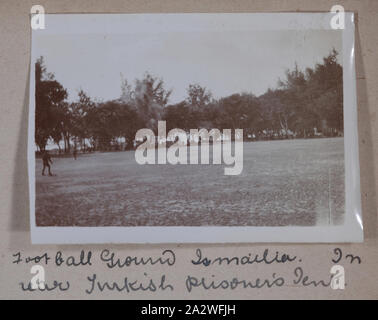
[42, 150, 53, 176]
[73, 148, 77, 160]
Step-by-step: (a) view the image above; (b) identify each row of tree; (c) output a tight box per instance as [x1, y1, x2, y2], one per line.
[35, 49, 343, 152]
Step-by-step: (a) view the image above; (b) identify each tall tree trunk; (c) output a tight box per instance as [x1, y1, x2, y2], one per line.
[67, 136, 71, 153]
[63, 134, 71, 153]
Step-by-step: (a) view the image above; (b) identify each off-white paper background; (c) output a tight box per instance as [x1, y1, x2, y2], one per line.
[0, 0, 377, 299]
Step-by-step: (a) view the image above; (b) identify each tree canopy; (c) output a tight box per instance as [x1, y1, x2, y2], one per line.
[35, 49, 343, 152]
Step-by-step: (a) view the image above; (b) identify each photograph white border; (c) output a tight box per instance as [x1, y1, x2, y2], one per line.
[28, 13, 363, 243]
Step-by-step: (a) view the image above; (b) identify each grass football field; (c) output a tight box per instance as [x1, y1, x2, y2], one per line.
[35, 137, 344, 226]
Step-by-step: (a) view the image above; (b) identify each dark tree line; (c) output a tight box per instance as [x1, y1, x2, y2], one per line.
[35, 49, 343, 152]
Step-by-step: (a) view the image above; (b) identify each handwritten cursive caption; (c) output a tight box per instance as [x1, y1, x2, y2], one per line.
[12, 247, 361, 294]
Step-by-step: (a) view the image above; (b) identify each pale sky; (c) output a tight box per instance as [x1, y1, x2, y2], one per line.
[34, 29, 342, 104]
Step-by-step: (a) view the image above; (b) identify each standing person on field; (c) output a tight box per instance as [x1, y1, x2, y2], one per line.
[73, 147, 77, 160]
[42, 150, 53, 176]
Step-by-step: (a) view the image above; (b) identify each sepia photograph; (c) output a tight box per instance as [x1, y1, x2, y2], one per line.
[29, 13, 362, 243]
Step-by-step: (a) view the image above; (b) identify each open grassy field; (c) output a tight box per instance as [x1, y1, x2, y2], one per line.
[35, 137, 344, 226]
